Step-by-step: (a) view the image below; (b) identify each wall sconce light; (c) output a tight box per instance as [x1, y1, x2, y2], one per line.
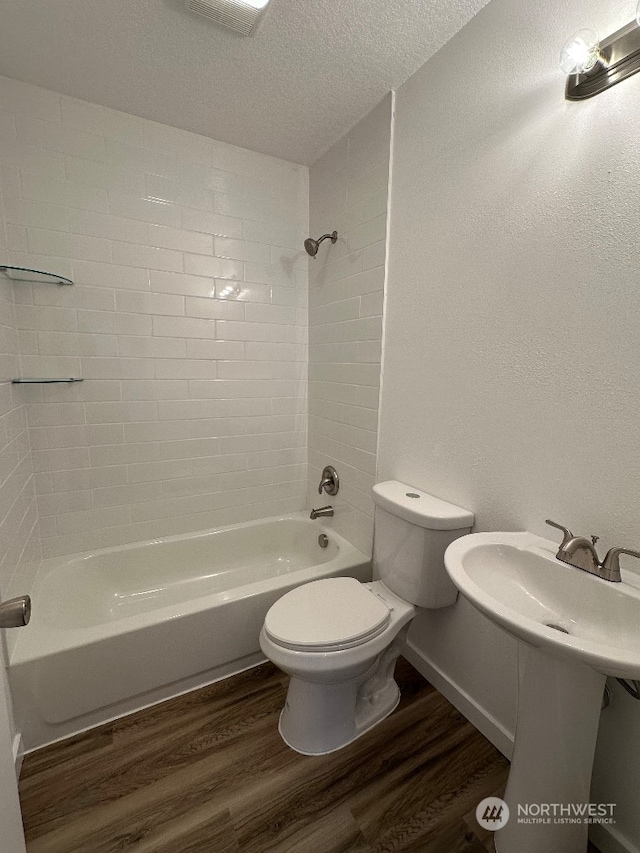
[561, 3, 640, 99]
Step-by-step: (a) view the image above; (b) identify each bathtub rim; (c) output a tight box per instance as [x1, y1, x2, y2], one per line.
[11, 512, 369, 665]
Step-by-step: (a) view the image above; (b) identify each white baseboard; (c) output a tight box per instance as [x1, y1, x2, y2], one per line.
[402, 638, 514, 759]
[12, 732, 23, 778]
[401, 639, 634, 853]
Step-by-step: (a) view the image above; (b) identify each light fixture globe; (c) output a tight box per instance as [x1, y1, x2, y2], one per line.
[560, 28, 600, 75]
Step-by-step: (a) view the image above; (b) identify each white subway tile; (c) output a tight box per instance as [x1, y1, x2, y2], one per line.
[150, 270, 215, 298]
[147, 313, 216, 342]
[115, 291, 185, 317]
[118, 336, 186, 359]
[3, 81, 313, 556]
[31, 447, 90, 472]
[183, 254, 242, 280]
[180, 208, 243, 239]
[155, 360, 216, 380]
[0, 78, 61, 123]
[34, 285, 115, 311]
[15, 304, 77, 332]
[108, 192, 180, 227]
[15, 115, 105, 160]
[145, 174, 213, 212]
[56, 505, 130, 535]
[93, 482, 159, 508]
[124, 421, 190, 443]
[3, 196, 70, 232]
[64, 156, 146, 196]
[121, 380, 188, 401]
[90, 443, 158, 467]
[6, 225, 28, 253]
[68, 209, 147, 245]
[52, 466, 127, 492]
[111, 242, 183, 273]
[61, 97, 145, 146]
[142, 121, 212, 166]
[73, 260, 149, 291]
[38, 490, 93, 517]
[245, 303, 297, 325]
[214, 237, 270, 264]
[21, 172, 109, 213]
[218, 281, 270, 304]
[185, 339, 243, 360]
[35, 331, 118, 357]
[362, 240, 386, 271]
[148, 224, 212, 255]
[184, 297, 244, 321]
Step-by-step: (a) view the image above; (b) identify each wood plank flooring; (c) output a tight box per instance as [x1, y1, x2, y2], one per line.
[17, 659, 598, 852]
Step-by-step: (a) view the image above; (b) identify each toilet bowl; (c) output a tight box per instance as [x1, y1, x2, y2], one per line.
[260, 481, 474, 755]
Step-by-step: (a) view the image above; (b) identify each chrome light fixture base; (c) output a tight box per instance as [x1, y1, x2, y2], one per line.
[566, 20, 640, 100]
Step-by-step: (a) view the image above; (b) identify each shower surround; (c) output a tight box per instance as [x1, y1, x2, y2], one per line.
[0, 75, 309, 559]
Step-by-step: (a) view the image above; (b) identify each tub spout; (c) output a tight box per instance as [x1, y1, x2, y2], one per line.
[310, 506, 334, 519]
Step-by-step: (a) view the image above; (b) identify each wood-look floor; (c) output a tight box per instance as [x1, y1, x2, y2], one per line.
[18, 659, 599, 852]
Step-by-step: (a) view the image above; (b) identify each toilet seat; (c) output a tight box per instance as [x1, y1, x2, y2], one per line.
[264, 577, 391, 652]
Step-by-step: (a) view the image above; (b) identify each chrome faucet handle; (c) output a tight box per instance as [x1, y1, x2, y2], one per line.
[318, 465, 339, 496]
[600, 547, 640, 582]
[545, 519, 573, 549]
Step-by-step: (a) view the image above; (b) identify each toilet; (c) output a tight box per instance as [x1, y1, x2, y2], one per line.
[259, 480, 474, 755]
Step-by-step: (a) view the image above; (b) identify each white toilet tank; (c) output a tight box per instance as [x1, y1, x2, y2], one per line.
[372, 481, 474, 608]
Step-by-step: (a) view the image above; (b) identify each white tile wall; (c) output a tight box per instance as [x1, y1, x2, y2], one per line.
[0, 160, 41, 641]
[0, 76, 309, 558]
[307, 96, 391, 554]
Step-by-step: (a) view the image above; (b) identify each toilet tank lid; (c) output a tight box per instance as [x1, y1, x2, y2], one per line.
[372, 481, 474, 530]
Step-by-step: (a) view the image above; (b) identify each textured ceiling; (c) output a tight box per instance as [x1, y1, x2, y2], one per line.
[0, 0, 489, 165]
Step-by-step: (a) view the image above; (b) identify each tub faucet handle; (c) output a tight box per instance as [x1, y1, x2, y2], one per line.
[318, 465, 339, 496]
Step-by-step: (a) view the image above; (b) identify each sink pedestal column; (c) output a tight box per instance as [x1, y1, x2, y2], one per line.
[495, 645, 605, 853]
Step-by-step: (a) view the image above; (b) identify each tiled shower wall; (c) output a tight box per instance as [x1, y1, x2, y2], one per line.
[307, 96, 391, 554]
[0, 140, 40, 628]
[0, 76, 309, 559]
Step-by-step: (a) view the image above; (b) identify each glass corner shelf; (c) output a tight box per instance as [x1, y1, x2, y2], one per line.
[0, 265, 74, 286]
[11, 378, 84, 385]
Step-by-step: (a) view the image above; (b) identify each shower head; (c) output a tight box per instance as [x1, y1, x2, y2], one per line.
[304, 231, 338, 258]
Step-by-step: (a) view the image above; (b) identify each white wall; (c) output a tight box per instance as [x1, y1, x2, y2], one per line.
[380, 0, 640, 848]
[308, 96, 391, 554]
[0, 76, 309, 559]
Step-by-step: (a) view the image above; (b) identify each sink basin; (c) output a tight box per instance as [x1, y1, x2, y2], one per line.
[445, 531, 640, 679]
[444, 530, 639, 853]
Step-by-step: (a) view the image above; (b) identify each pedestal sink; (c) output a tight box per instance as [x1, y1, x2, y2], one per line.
[444, 531, 640, 853]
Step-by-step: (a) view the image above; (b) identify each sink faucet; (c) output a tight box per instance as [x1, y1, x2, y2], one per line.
[310, 506, 334, 519]
[546, 520, 640, 583]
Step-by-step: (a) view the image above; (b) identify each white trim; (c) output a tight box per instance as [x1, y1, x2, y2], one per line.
[374, 88, 395, 476]
[402, 638, 514, 759]
[12, 733, 22, 778]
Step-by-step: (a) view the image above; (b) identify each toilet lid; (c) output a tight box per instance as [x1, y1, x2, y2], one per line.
[264, 577, 390, 652]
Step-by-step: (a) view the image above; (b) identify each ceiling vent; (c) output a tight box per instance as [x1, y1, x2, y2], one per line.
[184, 0, 270, 36]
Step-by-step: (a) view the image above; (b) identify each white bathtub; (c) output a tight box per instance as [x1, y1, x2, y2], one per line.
[10, 513, 370, 750]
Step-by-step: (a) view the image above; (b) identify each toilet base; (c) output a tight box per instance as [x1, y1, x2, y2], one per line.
[278, 643, 403, 756]
[279, 680, 400, 756]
